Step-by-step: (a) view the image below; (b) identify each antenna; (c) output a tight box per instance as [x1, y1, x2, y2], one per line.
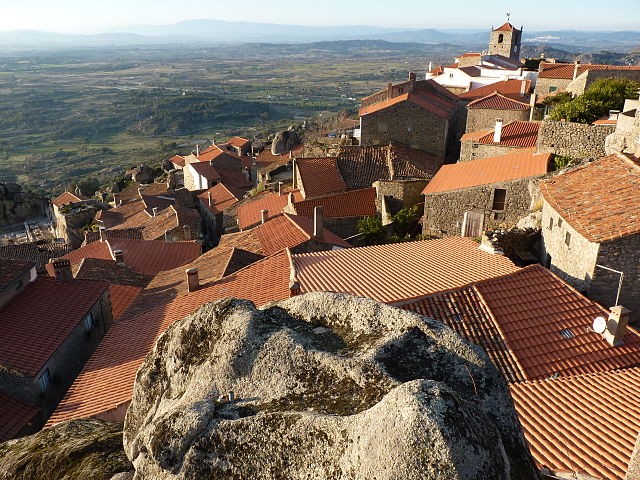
[592, 316, 607, 334]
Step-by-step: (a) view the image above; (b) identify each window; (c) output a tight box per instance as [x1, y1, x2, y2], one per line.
[83, 312, 94, 332]
[449, 73, 454, 78]
[498, 33, 504, 43]
[549, 86, 558, 93]
[548, 217, 554, 230]
[492, 189, 507, 211]
[39, 369, 51, 392]
[560, 328, 575, 340]
[565, 232, 571, 247]
[558, 218, 563, 227]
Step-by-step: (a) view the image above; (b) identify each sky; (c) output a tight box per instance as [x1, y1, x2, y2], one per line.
[1, 0, 639, 33]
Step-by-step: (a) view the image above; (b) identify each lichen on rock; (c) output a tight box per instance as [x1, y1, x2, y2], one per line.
[124, 292, 538, 480]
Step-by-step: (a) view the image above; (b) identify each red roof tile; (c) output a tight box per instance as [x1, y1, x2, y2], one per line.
[236, 190, 303, 230]
[0, 392, 39, 442]
[52, 191, 88, 208]
[296, 157, 347, 198]
[423, 149, 551, 194]
[540, 154, 640, 243]
[0, 259, 34, 291]
[458, 79, 532, 101]
[197, 183, 239, 215]
[292, 188, 377, 219]
[359, 92, 453, 118]
[511, 367, 640, 480]
[0, 277, 108, 376]
[169, 155, 185, 167]
[47, 251, 292, 425]
[227, 136, 251, 148]
[467, 120, 540, 148]
[109, 284, 142, 321]
[493, 22, 517, 32]
[189, 161, 221, 181]
[467, 92, 530, 110]
[293, 237, 519, 304]
[538, 62, 640, 80]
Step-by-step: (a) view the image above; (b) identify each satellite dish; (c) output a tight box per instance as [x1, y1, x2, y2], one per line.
[593, 316, 607, 334]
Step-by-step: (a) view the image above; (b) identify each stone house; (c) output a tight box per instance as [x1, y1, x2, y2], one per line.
[0, 259, 112, 438]
[535, 62, 640, 96]
[606, 92, 640, 155]
[539, 154, 640, 321]
[422, 150, 552, 237]
[223, 136, 252, 157]
[358, 73, 460, 160]
[465, 93, 534, 132]
[460, 120, 540, 161]
[184, 159, 221, 191]
[196, 183, 239, 244]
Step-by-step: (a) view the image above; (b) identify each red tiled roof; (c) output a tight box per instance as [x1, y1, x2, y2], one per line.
[47, 251, 292, 426]
[292, 188, 377, 219]
[467, 92, 530, 110]
[0, 277, 108, 376]
[296, 157, 347, 198]
[511, 367, 640, 480]
[0, 392, 39, 442]
[227, 136, 251, 148]
[293, 237, 519, 304]
[359, 92, 453, 118]
[468, 120, 540, 148]
[593, 118, 618, 125]
[236, 190, 304, 230]
[0, 259, 34, 291]
[540, 154, 640, 243]
[423, 149, 550, 194]
[169, 155, 185, 167]
[197, 183, 239, 215]
[538, 62, 640, 79]
[109, 284, 142, 321]
[493, 22, 517, 32]
[458, 79, 532, 101]
[52, 191, 88, 207]
[460, 129, 493, 142]
[189, 161, 221, 181]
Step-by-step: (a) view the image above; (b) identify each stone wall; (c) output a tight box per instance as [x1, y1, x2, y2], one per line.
[540, 202, 600, 292]
[590, 234, 640, 323]
[605, 103, 640, 155]
[534, 77, 574, 96]
[324, 216, 365, 239]
[536, 120, 615, 158]
[422, 176, 541, 237]
[54, 202, 101, 248]
[466, 108, 530, 133]
[374, 179, 429, 215]
[360, 101, 450, 158]
[0, 184, 49, 227]
[567, 69, 640, 96]
[459, 141, 523, 162]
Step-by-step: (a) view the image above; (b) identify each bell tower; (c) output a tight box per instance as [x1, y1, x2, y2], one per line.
[488, 13, 522, 60]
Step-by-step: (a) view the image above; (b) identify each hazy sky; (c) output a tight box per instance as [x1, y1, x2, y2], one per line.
[1, 0, 638, 33]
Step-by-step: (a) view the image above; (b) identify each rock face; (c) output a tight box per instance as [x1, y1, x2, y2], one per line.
[0, 419, 132, 480]
[128, 165, 157, 185]
[124, 293, 538, 480]
[271, 129, 299, 155]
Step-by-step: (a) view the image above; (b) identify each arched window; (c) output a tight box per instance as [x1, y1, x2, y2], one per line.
[498, 33, 504, 43]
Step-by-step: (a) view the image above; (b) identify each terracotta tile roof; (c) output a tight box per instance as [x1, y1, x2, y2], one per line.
[227, 136, 251, 148]
[458, 66, 481, 77]
[469, 120, 540, 148]
[169, 155, 185, 167]
[236, 190, 303, 230]
[47, 251, 292, 426]
[189, 161, 221, 181]
[292, 188, 377, 219]
[73, 257, 151, 288]
[467, 92, 530, 110]
[255, 144, 303, 172]
[296, 157, 347, 197]
[0, 277, 108, 376]
[359, 92, 453, 118]
[460, 129, 493, 142]
[458, 79, 532, 101]
[403, 286, 525, 383]
[197, 183, 239, 215]
[114, 205, 201, 242]
[0, 392, 39, 442]
[593, 118, 618, 125]
[538, 62, 640, 79]
[52, 191, 88, 207]
[140, 183, 170, 196]
[336, 145, 441, 189]
[511, 367, 640, 480]
[423, 149, 551, 194]
[0, 259, 34, 291]
[0, 242, 73, 273]
[293, 237, 519, 304]
[493, 21, 516, 32]
[85, 227, 144, 244]
[540, 154, 640, 242]
[140, 193, 174, 214]
[109, 284, 143, 321]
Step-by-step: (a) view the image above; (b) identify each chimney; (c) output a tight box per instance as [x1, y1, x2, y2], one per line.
[292, 158, 297, 189]
[529, 93, 537, 122]
[183, 225, 192, 241]
[152, 207, 158, 217]
[99, 227, 106, 242]
[113, 249, 125, 265]
[186, 267, 199, 293]
[278, 181, 283, 196]
[196, 144, 200, 156]
[387, 82, 393, 100]
[313, 206, 324, 239]
[604, 306, 630, 346]
[288, 192, 294, 206]
[243, 166, 251, 182]
[261, 209, 268, 224]
[208, 191, 212, 206]
[211, 139, 216, 146]
[289, 150, 293, 159]
[408, 72, 416, 92]
[52, 258, 72, 281]
[209, 159, 214, 167]
[609, 110, 620, 120]
[428, 61, 433, 72]
[573, 61, 581, 80]
[520, 80, 527, 97]
[493, 118, 504, 143]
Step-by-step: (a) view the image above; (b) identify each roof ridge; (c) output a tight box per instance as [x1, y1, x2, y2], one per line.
[282, 213, 313, 241]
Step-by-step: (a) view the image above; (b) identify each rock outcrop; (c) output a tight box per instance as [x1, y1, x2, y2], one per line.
[124, 293, 538, 480]
[271, 129, 299, 155]
[0, 419, 132, 480]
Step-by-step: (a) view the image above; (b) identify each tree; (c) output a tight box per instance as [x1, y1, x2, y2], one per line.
[357, 216, 385, 245]
[548, 77, 639, 124]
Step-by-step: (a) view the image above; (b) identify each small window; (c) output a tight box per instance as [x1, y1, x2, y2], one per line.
[560, 328, 575, 340]
[549, 86, 558, 93]
[449, 73, 454, 78]
[548, 217, 554, 230]
[498, 33, 504, 43]
[39, 369, 51, 392]
[565, 232, 571, 247]
[558, 218, 563, 227]
[83, 312, 94, 332]
[492, 189, 507, 211]
[15, 279, 23, 291]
